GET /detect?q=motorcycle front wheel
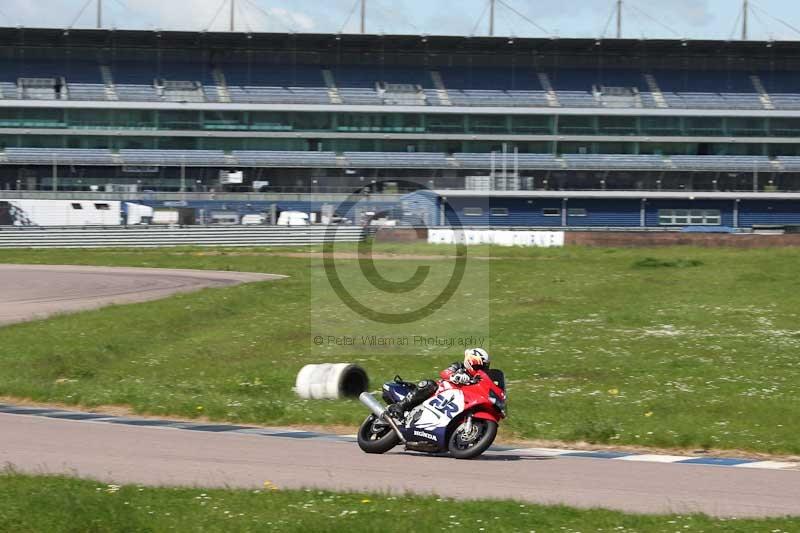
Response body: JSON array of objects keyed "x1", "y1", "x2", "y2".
[
  {"x1": 357, "y1": 414, "x2": 400, "y2": 454},
  {"x1": 447, "y1": 418, "x2": 498, "y2": 459}
]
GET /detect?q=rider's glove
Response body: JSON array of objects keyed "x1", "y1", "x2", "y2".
[{"x1": 450, "y1": 372, "x2": 471, "y2": 385}]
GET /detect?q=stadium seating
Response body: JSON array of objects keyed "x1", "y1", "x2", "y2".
[
  {"x1": 68, "y1": 83, "x2": 108, "y2": 101},
  {"x1": 6, "y1": 147, "x2": 114, "y2": 165},
  {"x1": 775, "y1": 157, "x2": 800, "y2": 171},
  {"x1": 0, "y1": 147, "x2": 787, "y2": 172},
  {"x1": 2, "y1": 57, "x2": 800, "y2": 111},
  {"x1": 344, "y1": 152, "x2": 449, "y2": 168},
  {"x1": 118, "y1": 149, "x2": 228, "y2": 166},
  {"x1": 563, "y1": 154, "x2": 664, "y2": 170},
  {"x1": 669, "y1": 155, "x2": 773, "y2": 171},
  {"x1": 453, "y1": 153, "x2": 562, "y2": 170},
  {"x1": 231, "y1": 150, "x2": 338, "y2": 167}
]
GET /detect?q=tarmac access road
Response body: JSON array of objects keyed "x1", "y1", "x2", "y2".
[{"x1": 0, "y1": 264, "x2": 283, "y2": 325}]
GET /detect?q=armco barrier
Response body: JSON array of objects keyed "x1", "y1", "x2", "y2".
[{"x1": 0, "y1": 226, "x2": 368, "y2": 248}]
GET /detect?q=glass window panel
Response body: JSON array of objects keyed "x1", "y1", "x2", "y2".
[
  {"x1": 469, "y1": 115, "x2": 507, "y2": 134},
  {"x1": 426, "y1": 114, "x2": 464, "y2": 133},
  {"x1": 292, "y1": 112, "x2": 331, "y2": 131},
  {"x1": 159, "y1": 110, "x2": 199, "y2": 130},
  {"x1": 558, "y1": 115, "x2": 595, "y2": 135}
]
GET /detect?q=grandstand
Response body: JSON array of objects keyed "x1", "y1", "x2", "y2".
[{"x1": 1, "y1": 28, "x2": 800, "y2": 194}]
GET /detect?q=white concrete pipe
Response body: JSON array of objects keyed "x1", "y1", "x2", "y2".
[{"x1": 294, "y1": 363, "x2": 369, "y2": 400}]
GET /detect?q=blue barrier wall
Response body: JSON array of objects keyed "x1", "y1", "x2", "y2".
[
  {"x1": 122, "y1": 194, "x2": 800, "y2": 229},
  {"x1": 400, "y1": 192, "x2": 800, "y2": 229}
]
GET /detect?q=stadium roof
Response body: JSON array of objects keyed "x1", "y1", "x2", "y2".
[{"x1": 1, "y1": 26, "x2": 799, "y2": 58}]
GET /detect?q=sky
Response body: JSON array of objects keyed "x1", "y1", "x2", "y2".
[{"x1": 1, "y1": 0, "x2": 800, "y2": 41}]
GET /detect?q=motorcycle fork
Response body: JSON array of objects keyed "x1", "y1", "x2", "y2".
[{"x1": 463, "y1": 415, "x2": 473, "y2": 435}]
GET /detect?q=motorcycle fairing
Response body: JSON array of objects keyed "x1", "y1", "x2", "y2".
[
  {"x1": 382, "y1": 382, "x2": 412, "y2": 404},
  {"x1": 401, "y1": 383, "x2": 466, "y2": 449}
]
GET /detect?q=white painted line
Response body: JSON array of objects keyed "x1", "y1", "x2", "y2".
[
  {"x1": 735, "y1": 461, "x2": 800, "y2": 470},
  {"x1": 232, "y1": 428, "x2": 288, "y2": 436},
  {"x1": 513, "y1": 447, "x2": 575, "y2": 457},
  {"x1": 616, "y1": 454, "x2": 690, "y2": 463}
]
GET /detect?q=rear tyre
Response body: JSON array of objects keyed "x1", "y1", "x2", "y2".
[
  {"x1": 447, "y1": 418, "x2": 498, "y2": 459},
  {"x1": 357, "y1": 414, "x2": 400, "y2": 454}
]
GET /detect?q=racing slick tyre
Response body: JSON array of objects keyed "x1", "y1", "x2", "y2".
[
  {"x1": 357, "y1": 414, "x2": 400, "y2": 454},
  {"x1": 447, "y1": 418, "x2": 498, "y2": 460}
]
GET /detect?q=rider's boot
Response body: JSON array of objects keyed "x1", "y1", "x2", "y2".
[
  {"x1": 386, "y1": 402, "x2": 406, "y2": 419},
  {"x1": 386, "y1": 380, "x2": 437, "y2": 420}
]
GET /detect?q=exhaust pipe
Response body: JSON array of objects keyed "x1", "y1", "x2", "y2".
[
  {"x1": 359, "y1": 392, "x2": 387, "y2": 417},
  {"x1": 358, "y1": 392, "x2": 406, "y2": 443}
]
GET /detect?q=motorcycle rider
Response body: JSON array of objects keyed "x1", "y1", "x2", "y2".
[{"x1": 386, "y1": 347, "x2": 490, "y2": 419}]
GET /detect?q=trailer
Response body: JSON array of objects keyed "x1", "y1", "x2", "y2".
[{"x1": 0, "y1": 199, "x2": 122, "y2": 226}]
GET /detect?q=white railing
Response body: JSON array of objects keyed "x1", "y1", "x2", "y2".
[{"x1": 0, "y1": 225, "x2": 368, "y2": 248}]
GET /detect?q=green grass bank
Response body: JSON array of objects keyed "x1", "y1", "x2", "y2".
[
  {"x1": 0, "y1": 244, "x2": 798, "y2": 454},
  {"x1": 0, "y1": 473, "x2": 796, "y2": 532}
]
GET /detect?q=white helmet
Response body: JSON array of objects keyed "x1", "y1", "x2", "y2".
[{"x1": 464, "y1": 348, "x2": 490, "y2": 371}]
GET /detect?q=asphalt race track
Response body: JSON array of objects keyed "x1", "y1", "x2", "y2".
[
  {"x1": 0, "y1": 264, "x2": 284, "y2": 325},
  {"x1": 2, "y1": 412, "x2": 800, "y2": 518},
  {"x1": 0, "y1": 265, "x2": 799, "y2": 518}
]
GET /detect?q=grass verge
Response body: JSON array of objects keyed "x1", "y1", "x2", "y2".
[
  {"x1": 0, "y1": 244, "x2": 799, "y2": 454},
  {"x1": 0, "y1": 472, "x2": 797, "y2": 532}
]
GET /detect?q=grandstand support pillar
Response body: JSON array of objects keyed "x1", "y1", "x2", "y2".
[
  {"x1": 270, "y1": 203, "x2": 277, "y2": 225},
  {"x1": 97, "y1": 0, "x2": 102, "y2": 29},
  {"x1": 733, "y1": 199, "x2": 740, "y2": 228},
  {"x1": 616, "y1": 0, "x2": 622, "y2": 39},
  {"x1": 52, "y1": 160, "x2": 58, "y2": 192},
  {"x1": 439, "y1": 198, "x2": 446, "y2": 226},
  {"x1": 640, "y1": 199, "x2": 646, "y2": 227},
  {"x1": 360, "y1": 0, "x2": 366, "y2": 34},
  {"x1": 561, "y1": 198, "x2": 568, "y2": 227},
  {"x1": 180, "y1": 163, "x2": 186, "y2": 192},
  {"x1": 230, "y1": 0, "x2": 235, "y2": 31}
]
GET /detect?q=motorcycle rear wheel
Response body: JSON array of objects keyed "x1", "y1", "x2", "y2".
[
  {"x1": 357, "y1": 414, "x2": 400, "y2": 454},
  {"x1": 447, "y1": 418, "x2": 498, "y2": 459}
]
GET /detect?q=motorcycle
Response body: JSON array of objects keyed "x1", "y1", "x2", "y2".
[{"x1": 357, "y1": 368, "x2": 506, "y2": 459}]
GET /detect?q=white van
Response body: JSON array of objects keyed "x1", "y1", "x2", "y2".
[
  {"x1": 277, "y1": 211, "x2": 310, "y2": 226},
  {"x1": 241, "y1": 214, "x2": 266, "y2": 225}
]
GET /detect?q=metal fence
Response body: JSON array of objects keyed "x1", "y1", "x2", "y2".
[{"x1": 0, "y1": 225, "x2": 368, "y2": 248}]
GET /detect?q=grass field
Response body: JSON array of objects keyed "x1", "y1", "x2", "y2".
[
  {"x1": 0, "y1": 244, "x2": 799, "y2": 454},
  {"x1": 0, "y1": 472, "x2": 796, "y2": 532}
]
